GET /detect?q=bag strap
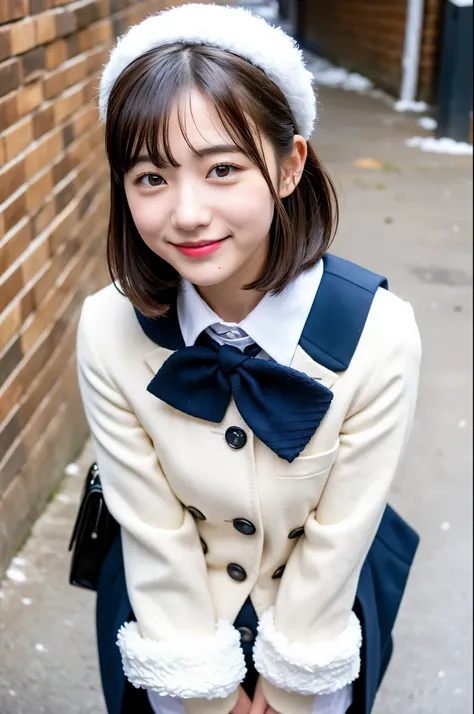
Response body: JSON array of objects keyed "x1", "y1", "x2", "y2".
[{"x1": 299, "y1": 253, "x2": 389, "y2": 372}]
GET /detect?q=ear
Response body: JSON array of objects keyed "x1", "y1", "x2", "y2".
[{"x1": 278, "y1": 135, "x2": 308, "y2": 198}]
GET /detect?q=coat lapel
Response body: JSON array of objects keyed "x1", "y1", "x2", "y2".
[{"x1": 290, "y1": 344, "x2": 339, "y2": 392}]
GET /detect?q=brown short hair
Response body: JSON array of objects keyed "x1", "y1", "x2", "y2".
[{"x1": 105, "y1": 43, "x2": 338, "y2": 317}]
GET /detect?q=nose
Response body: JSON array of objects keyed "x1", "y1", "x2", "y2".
[{"x1": 170, "y1": 184, "x2": 212, "y2": 232}]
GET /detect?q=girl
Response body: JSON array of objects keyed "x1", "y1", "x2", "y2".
[{"x1": 76, "y1": 4, "x2": 421, "y2": 714}]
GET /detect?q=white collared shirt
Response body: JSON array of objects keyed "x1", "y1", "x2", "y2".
[
  {"x1": 148, "y1": 259, "x2": 353, "y2": 714},
  {"x1": 177, "y1": 259, "x2": 324, "y2": 364}
]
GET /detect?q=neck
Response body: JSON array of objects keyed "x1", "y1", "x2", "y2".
[
  {"x1": 198, "y1": 282, "x2": 264, "y2": 323},
  {"x1": 197, "y1": 239, "x2": 269, "y2": 322}
]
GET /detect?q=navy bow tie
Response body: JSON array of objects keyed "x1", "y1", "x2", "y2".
[{"x1": 147, "y1": 332, "x2": 333, "y2": 463}]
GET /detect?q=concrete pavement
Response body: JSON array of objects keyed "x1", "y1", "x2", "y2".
[{"x1": 0, "y1": 84, "x2": 472, "y2": 714}]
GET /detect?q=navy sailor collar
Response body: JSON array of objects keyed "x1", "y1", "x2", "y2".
[{"x1": 135, "y1": 253, "x2": 388, "y2": 373}]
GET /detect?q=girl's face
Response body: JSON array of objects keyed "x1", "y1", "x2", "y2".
[{"x1": 124, "y1": 90, "x2": 290, "y2": 290}]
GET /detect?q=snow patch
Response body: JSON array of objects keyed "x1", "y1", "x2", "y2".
[
  {"x1": 12, "y1": 557, "x2": 27, "y2": 566},
  {"x1": 6, "y1": 567, "x2": 27, "y2": 583},
  {"x1": 394, "y1": 100, "x2": 428, "y2": 113},
  {"x1": 55, "y1": 493, "x2": 72, "y2": 504},
  {"x1": 304, "y1": 53, "x2": 373, "y2": 93},
  {"x1": 406, "y1": 136, "x2": 473, "y2": 155},
  {"x1": 65, "y1": 462, "x2": 80, "y2": 476},
  {"x1": 418, "y1": 117, "x2": 438, "y2": 131}
]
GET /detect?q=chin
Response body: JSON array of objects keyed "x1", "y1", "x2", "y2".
[{"x1": 179, "y1": 266, "x2": 236, "y2": 288}]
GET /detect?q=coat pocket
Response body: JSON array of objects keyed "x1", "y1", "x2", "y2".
[{"x1": 275, "y1": 440, "x2": 340, "y2": 479}]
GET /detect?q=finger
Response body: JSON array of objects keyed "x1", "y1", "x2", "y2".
[
  {"x1": 249, "y1": 680, "x2": 267, "y2": 714},
  {"x1": 232, "y1": 686, "x2": 252, "y2": 714}
]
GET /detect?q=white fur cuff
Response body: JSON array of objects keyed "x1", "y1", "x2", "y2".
[
  {"x1": 116, "y1": 620, "x2": 246, "y2": 699},
  {"x1": 253, "y1": 608, "x2": 362, "y2": 695}
]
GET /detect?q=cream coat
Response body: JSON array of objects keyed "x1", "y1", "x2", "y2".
[{"x1": 77, "y1": 282, "x2": 421, "y2": 714}]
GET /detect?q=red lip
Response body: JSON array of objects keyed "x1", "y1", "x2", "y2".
[{"x1": 173, "y1": 237, "x2": 228, "y2": 258}]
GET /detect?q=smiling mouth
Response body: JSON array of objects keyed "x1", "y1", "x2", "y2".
[
  {"x1": 172, "y1": 236, "x2": 229, "y2": 258},
  {"x1": 174, "y1": 237, "x2": 228, "y2": 248}
]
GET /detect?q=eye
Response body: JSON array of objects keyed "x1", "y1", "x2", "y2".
[
  {"x1": 208, "y1": 163, "x2": 237, "y2": 179},
  {"x1": 136, "y1": 173, "x2": 165, "y2": 187}
]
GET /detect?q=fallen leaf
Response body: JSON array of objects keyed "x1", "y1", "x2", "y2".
[{"x1": 354, "y1": 158, "x2": 383, "y2": 169}]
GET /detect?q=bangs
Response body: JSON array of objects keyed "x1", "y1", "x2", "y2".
[{"x1": 105, "y1": 44, "x2": 272, "y2": 182}]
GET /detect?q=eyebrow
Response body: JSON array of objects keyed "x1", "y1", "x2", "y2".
[{"x1": 132, "y1": 144, "x2": 244, "y2": 167}]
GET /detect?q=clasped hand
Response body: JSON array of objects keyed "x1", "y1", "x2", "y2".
[{"x1": 231, "y1": 680, "x2": 281, "y2": 714}]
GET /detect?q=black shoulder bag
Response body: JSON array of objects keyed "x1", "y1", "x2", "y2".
[{"x1": 68, "y1": 463, "x2": 118, "y2": 591}]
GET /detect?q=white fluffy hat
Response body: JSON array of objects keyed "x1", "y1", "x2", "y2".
[{"x1": 99, "y1": 3, "x2": 316, "y2": 139}]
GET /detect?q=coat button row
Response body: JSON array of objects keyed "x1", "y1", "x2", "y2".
[
  {"x1": 272, "y1": 565, "x2": 286, "y2": 579},
  {"x1": 187, "y1": 506, "x2": 206, "y2": 521},
  {"x1": 187, "y1": 507, "x2": 257, "y2": 538},
  {"x1": 227, "y1": 563, "x2": 247, "y2": 582},
  {"x1": 233, "y1": 518, "x2": 256, "y2": 536},
  {"x1": 237, "y1": 626, "x2": 255, "y2": 645},
  {"x1": 288, "y1": 526, "x2": 305, "y2": 539},
  {"x1": 225, "y1": 426, "x2": 247, "y2": 449}
]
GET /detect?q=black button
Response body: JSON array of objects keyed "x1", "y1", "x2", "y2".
[
  {"x1": 225, "y1": 427, "x2": 247, "y2": 449},
  {"x1": 288, "y1": 526, "x2": 305, "y2": 539},
  {"x1": 233, "y1": 519, "x2": 256, "y2": 536},
  {"x1": 187, "y1": 506, "x2": 206, "y2": 521},
  {"x1": 227, "y1": 563, "x2": 247, "y2": 582},
  {"x1": 200, "y1": 538, "x2": 208, "y2": 555},
  {"x1": 237, "y1": 626, "x2": 255, "y2": 645},
  {"x1": 272, "y1": 565, "x2": 286, "y2": 579}
]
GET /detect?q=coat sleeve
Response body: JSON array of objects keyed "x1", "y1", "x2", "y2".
[
  {"x1": 76, "y1": 298, "x2": 245, "y2": 713},
  {"x1": 253, "y1": 299, "x2": 422, "y2": 714}
]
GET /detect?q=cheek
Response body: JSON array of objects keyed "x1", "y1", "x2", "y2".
[
  {"x1": 228, "y1": 179, "x2": 275, "y2": 232},
  {"x1": 125, "y1": 192, "x2": 165, "y2": 237}
]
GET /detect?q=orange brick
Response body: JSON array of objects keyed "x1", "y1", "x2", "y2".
[
  {"x1": 0, "y1": 0, "x2": 28, "y2": 24},
  {"x1": 26, "y1": 167, "x2": 53, "y2": 213},
  {"x1": 0, "y1": 93, "x2": 19, "y2": 133},
  {"x1": 32, "y1": 104, "x2": 55, "y2": 140},
  {"x1": 48, "y1": 199, "x2": 79, "y2": 253},
  {"x1": 2, "y1": 188, "x2": 27, "y2": 234},
  {"x1": 85, "y1": 45, "x2": 109, "y2": 75},
  {"x1": 21, "y1": 233, "x2": 50, "y2": 285},
  {"x1": 25, "y1": 129, "x2": 63, "y2": 178},
  {"x1": 21, "y1": 288, "x2": 63, "y2": 354},
  {"x1": 0, "y1": 301, "x2": 22, "y2": 355},
  {"x1": 0, "y1": 59, "x2": 20, "y2": 99},
  {"x1": 16, "y1": 81, "x2": 43, "y2": 120},
  {"x1": 0, "y1": 25, "x2": 12, "y2": 63},
  {"x1": 95, "y1": 18, "x2": 113, "y2": 44},
  {"x1": 45, "y1": 39, "x2": 68, "y2": 70},
  {"x1": 54, "y1": 84, "x2": 85, "y2": 123},
  {"x1": 10, "y1": 17, "x2": 36, "y2": 55},
  {"x1": 35, "y1": 9, "x2": 58, "y2": 45},
  {"x1": 43, "y1": 65, "x2": 68, "y2": 100},
  {"x1": 0, "y1": 139, "x2": 5, "y2": 169},
  {"x1": 69, "y1": 104, "x2": 96, "y2": 137},
  {"x1": 2, "y1": 116, "x2": 33, "y2": 162},
  {"x1": 31, "y1": 196, "x2": 55, "y2": 237},
  {"x1": 0, "y1": 157, "x2": 26, "y2": 206},
  {"x1": 0, "y1": 264, "x2": 23, "y2": 313},
  {"x1": 0, "y1": 217, "x2": 32, "y2": 275},
  {"x1": 66, "y1": 56, "x2": 88, "y2": 86}
]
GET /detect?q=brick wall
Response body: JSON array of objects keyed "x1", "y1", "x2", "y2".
[
  {"x1": 0, "y1": 0, "x2": 222, "y2": 576},
  {"x1": 298, "y1": 0, "x2": 443, "y2": 103}
]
